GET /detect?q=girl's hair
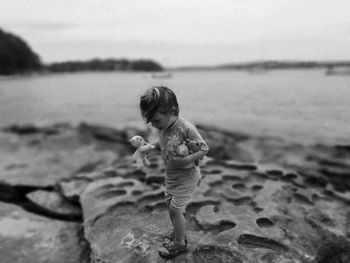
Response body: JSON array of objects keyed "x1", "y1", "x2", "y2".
[{"x1": 140, "y1": 86, "x2": 179, "y2": 123}]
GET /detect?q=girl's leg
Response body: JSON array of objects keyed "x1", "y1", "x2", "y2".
[
  {"x1": 167, "y1": 199, "x2": 174, "y2": 225},
  {"x1": 169, "y1": 206, "x2": 186, "y2": 245}
]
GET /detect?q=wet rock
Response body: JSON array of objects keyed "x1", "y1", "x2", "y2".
[
  {"x1": 224, "y1": 160, "x2": 257, "y2": 171},
  {"x1": 27, "y1": 190, "x2": 81, "y2": 216},
  {"x1": 256, "y1": 217, "x2": 274, "y2": 228},
  {"x1": 237, "y1": 234, "x2": 288, "y2": 252},
  {"x1": 193, "y1": 245, "x2": 243, "y2": 263},
  {"x1": 0, "y1": 202, "x2": 88, "y2": 263},
  {"x1": 58, "y1": 179, "x2": 90, "y2": 203},
  {"x1": 1, "y1": 122, "x2": 350, "y2": 263},
  {"x1": 311, "y1": 235, "x2": 350, "y2": 263},
  {"x1": 2, "y1": 124, "x2": 61, "y2": 135},
  {"x1": 78, "y1": 122, "x2": 131, "y2": 144},
  {"x1": 195, "y1": 205, "x2": 236, "y2": 232}
]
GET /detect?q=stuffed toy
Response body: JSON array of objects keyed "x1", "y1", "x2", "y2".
[
  {"x1": 185, "y1": 139, "x2": 201, "y2": 154},
  {"x1": 176, "y1": 139, "x2": 207, "y2": 185},
  {"x1": 129, "y1": 135, "x2": 151, "y2": 168},
  {"x1": 176, "y1": 141, "x2": 190, "y2": 157},
  {"x1": 176, "y1": 139, "x2": 201, "y2": 157}
]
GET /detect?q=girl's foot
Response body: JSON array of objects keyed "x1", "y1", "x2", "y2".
[
  {"x1": 162, "y1": 229, "x2": 188, "y2": 247},
  {"x1": 163, "y1": 228, "x2": 175, "y2": 241},
  {"x1": 158, "y1": 241, "x2": 187, "y2": 259}
]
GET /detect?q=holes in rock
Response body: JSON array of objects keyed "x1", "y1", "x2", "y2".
[
  {"x1": 97, "y1": 189, "x2": 127, "y2": 200},
  {"x1": 304, "y1": 176, "x2": 327, "y2": 188},
  {"x1": 131, "y1": 190, "x2": 143, "y2": 196},
  {"x1": 92, "y1": 184, "x2": 125, "y2": 197},
  {"x1": 252, "y1": 172, "x2": 269, "y2": 179},
  {"x1": 115, "y1": 181, "x2": 134, "y2": 188},
  {"x1": 148, "y1": 156, "x2": 159, "y2": 162},
  {"x1": 105, "y1": 201, "x2": 136, "y2": 215},
  {"x1": 323, "y1": 189, "x2": 335, "y2": 197},
  {"x1": 208, "y1": 169, "x2": 223, "y2": 175},
  {"x1": 5, "y1": 163, "x2": 28, "y2": 170},
  {"x1": 193, "y1": 245, "x2": 243, "y2": 263},
  {"x1": 0, "y1": 183, "x2": 82, "y2": 222},
  {"x1": 251, "y1": 185, "x2": 263, "y2": 191},
  {"x1": 213, "y1": 206, "x2": 220, "y2": 213},
  {"x1": 333, "y1": 184, "x2": 347, "y2": 193},
  {"x1": 312, "y1": 193, "x2": 321, "y2": 202},
  {"x1": 146, "y1": 175, "x2": 164, "y2": 185},
  {"x1": 237, "y1": 234, "x2": 288, "y2": 252},
  {"x1": 225, "y1": 163, "x2": 257, "y2": 171},
  {"x1": 232, "y1": 183, "x2": 246, "y2": 191},
  {"x1": 227, "y1": 196, "x2": 253, "y2": 206},
  {"x1": 75, "y1": 161, "x2": 102, "y2": 174},
  {"x1": 148, "y1": 163, "x2": 159, "y2": 169},
  {"x1": 283, "y1": 173, "x2": 298, "y2": 180},
  {"x1": 208, "y1": 181, "x2": 223, "y2": 187},
  {"x1": 116, "y1": 164, "x2": 130, "y2": 169},
  {"x1": 253, "y1": 207, "x2": 264, "y2": 213},
  {"x1": 266, "y1": 170, "x2": 284, "y2": 176},
  {"x1": 137, "y1": 191, "x2": 164, "y2": 204},
  {"x1": 256, "y1": 217, "x2": 274, "y2": 227},
  {"x1": 186, "y1": 200, "x2": 220, "y2": 215},
  {"x1": 150, "y1": 184, "x2": 161, "y2": 190},
  {"x1": 293, "y1": 193, "x2": 313, "y2": 205},
  {"x1": 218, "y1": 220, "x2": 236, "y2": 231},
  {"x1": 249, "y1": 201, "x2": 257, "y2": 207},
  {"x1": 222, "y1": 175, "x2": 242, "y2": 181}
]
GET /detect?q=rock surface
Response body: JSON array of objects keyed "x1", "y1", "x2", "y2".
[
  {"x1": 0, "y1": 122, "x2": 349, "y2": 263},
  {"x1": 0, "y1": 202, "x2": 87, "y2": 263}
]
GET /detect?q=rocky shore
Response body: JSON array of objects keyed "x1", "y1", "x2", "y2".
[{"x1": 0, "y1": 122, "x2": 349, "y2": 263}]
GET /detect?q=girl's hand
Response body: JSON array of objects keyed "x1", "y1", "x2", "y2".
[
  {"x1": 139, "y1": 144, "x2": 155, "y2": 154},
  {"x1": 169, "y1": 156, "x2": 190, "y2": 168}
]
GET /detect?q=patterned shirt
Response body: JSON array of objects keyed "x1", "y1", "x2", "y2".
[{"x1": 159, "y1": 116, "x2": 209, "y2": 195}]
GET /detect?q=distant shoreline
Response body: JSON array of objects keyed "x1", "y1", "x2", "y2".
[{"x1": 168, "y1": 60, "x2": 350, "y2": 72}]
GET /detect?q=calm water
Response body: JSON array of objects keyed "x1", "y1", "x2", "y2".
[{"x1": 0, "y1": 70, "x2": 349, "y2": 145}]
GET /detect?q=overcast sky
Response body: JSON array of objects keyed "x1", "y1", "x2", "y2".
[{"x1": 1, "y1": 0, "x2": 349, "y2": 66}]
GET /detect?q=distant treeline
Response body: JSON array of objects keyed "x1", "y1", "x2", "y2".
[
  {"x1": 175, "y1": 61, "x2": 350, "y2": 71},
  {"x1": 46, "y1": 59, "x2": 163, "y2": 72},
  {"x1": 0, "y1": 28, "x2": 41, "y2": 75},
  {"x1": 218, "y1": 61, "x2": 350, "y2": 70},
  {"x1": 0, "y1": 28, "x2": 163, "y2": 75},
  {"x1": 1, "y1": 27, "x2": 349, "y2": 75}
]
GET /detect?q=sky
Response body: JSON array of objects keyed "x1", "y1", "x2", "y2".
[{"x1": 1, "y1": 0, "x2": 350, "y2": 67}]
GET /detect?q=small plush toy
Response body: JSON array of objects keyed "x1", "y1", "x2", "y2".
[
  {"x1": 185, "y1": 139, "x2": 201, "y2": 154},
  {"x1": 176, "y1": 139, "x2": 201, "y2": 157},
  {"x1": 130, "y1": 135, "x2": 151, "y2": 168},
  {"x1": 176, "y1": 141, "x2": 190, "y2": 157}
]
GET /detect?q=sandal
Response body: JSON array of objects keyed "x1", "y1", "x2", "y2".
[
  {"x1": 158, "y1": 241, "x2": 187, "y2": 259},
  {"x1": 162, "y1": 229, "x2": 188, "y2": 248},
  {"x1": 163, "y1": 228, "x2": 175, "y2": 241}
]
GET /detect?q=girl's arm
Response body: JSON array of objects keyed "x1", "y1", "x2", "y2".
[
  {"x1": 184, "y1": 149, "x2": 208, "y2": 163},
  {"x1": 139, "y1": 140, "x2": 160, "y2": 153},
  {"x1": 171, "y1": 148, "x2": 209, "y2": 168},
  {"x1": 150, "y1": 140, "x2": 160, "y2": 150}
]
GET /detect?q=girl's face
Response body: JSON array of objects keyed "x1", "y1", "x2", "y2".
[{"x1": 150, "y1": 112, "x2": 171, "y2": 130}]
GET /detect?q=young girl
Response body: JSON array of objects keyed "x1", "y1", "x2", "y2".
[{"x1": 139, "y1": 86, "x2": 209, "y2": 259}]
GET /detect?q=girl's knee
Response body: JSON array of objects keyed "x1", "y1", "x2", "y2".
[{"x1": 169, "y1": 205, "x2": 182, "y2": 216}]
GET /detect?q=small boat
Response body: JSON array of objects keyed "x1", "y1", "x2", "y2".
[
  {"x1": 151, "y1": 72, "x2": 173, "y2": 79},
  {"x1": 325, "y1": 66, "x2": 350, "y2": 76}
]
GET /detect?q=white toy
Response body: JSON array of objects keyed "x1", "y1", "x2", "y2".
[
  {"x1": 130, "y1": 135, "x2": 151, "y2": 168},
  {"x1": 176, "y1": 141, "x2": 189, "y2": 157}
]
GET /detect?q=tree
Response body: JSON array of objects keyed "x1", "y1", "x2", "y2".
[{"x1": 0, "y1": 28, "x2": 42, "y2": 75}]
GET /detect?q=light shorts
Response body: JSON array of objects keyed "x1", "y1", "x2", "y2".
[{"x1": 165, "y1": 192, "x2": 192, "y2": 212}]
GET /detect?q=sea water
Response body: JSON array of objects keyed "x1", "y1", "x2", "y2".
[{"x1": 0, "y1": 69, "x2": 349, "y2": 145}]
